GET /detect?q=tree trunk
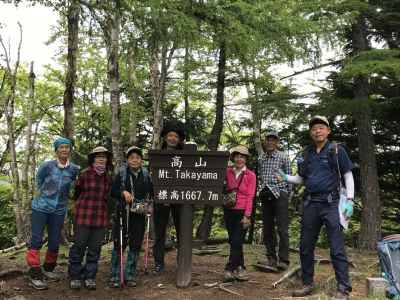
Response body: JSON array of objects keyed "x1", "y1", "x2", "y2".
[
  {"x1": 150, "y1": 45, "x2": 163, "y2": 150},
  {"x1": 150, "y1": 41, "x2": 174, "y2": 150},
  {"x1": 184, "y1": 46, "x2": 190, "y2": 140},
  {"x1": 107, "y1": 7, "x2": 122, "y2": 167},
  {"x1": 20, "y1": 62, "x2": 35, "y2": 240},
  {"x1": 196, "y1": 42, "x2": 226, "y2": 241},
  {"x1": 63, "y1": 0, "x2": 80, "y2": 141},
  {"x1": 244, "y1": 64, "x2": 263, "y2": 156},
  {"x1": 126, "y1": 47, "x2": 139, "y2": 145},
  {"x1": 351, "y1": 17, "x2": 381, "y2": 249}
]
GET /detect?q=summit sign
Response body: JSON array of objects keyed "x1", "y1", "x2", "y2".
[{"x1": 148, "y1": 150, "x2": 229, "y2": 205}]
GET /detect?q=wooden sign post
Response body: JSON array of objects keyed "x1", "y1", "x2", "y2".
[{"x1": 149, "y1": 149, "x2": 229, "y2": 288}]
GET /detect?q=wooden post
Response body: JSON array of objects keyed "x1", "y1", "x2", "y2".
[
  {"x1": 177, "y1": 142, "x2": 197, "y2": 288},
  {"x1": 177, "y1": 203, "x2": 193, "y2": 288}
]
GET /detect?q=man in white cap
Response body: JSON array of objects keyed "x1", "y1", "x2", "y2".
[{"x1": 279, "y1": 116, "x2": 354, "y2": 300}]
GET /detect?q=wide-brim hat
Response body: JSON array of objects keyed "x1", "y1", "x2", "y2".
[
  {"x1": 309, "y1": 115, "x2": 330, "y2": 129},
  {"x1": 161, "y1": 119, "x2": 186, "y2": 141},
  {"x1": 230, "y1": 145, "x2": 250, "y2": 161},
  {"x1": 126, "y1": 146, "x2": 143, "y2": 158},
  {"x1": 88, "y1": 146, "x2": 112, "y2": 159}
]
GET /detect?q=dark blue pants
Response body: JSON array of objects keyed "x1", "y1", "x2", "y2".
[
  {"x1": 300, "y1": 200, "x2": 351, "y2": 292},
  {"x1": 30, "y1": 209, "x2": 65, "y2": 252},
  {"x1": 224, "y1": 208, "x2": 246, "y2": 272},
  {"x1": 68, "y1": 225, "x2": 105, "y2": 280}
]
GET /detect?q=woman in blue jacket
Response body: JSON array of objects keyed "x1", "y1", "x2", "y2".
[{"x1": 26, "y1": 137, "x2": 79, "y2": 290}]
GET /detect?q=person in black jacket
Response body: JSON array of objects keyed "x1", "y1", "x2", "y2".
[
  {"x1": 109, "y1": 146, "x2": 153, "y2": 288},
  {"x1": 152, "y1": 120, "x2": 186, "y2": 274}
]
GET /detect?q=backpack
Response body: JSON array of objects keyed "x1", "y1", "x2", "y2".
[
  {"x1": 378, "y1": 235, "x2": 400, "y2": 299},
  {"x1": 119, "y1": 164, "x2": 151, "y2": 199}
]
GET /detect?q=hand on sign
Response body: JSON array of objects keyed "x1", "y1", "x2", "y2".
[
  {"x1": 123, "y1": 191, "x2": 133, "y2": 204},
  {"x1": 241, "y1": 216, "x2": 251, "y2": 229}
]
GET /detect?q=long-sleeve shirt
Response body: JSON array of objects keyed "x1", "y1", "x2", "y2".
[
  {"x1": 286, "y1": 171, "x2": 355, "y2": 199},
  {"x1": 225, "y1": 167, "x2": 256, "y2": 217},
  {"x1": 258, "y1": 150, "x2": 292, "y2": 199},
  {"x1": 32, "y1": 160, "x2": 79, "y2": 215},
  {"x1": 73, "y1": 166, "x2": 112, "y2": 227}
]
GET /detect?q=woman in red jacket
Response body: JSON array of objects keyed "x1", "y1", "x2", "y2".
[{"x1": 223, "y1": 145, "x2": 256, "y2": 282}]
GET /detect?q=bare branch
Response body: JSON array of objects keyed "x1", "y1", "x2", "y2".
[{"x1": 280, "y1": 59, "x2": 342, "y2": 80}]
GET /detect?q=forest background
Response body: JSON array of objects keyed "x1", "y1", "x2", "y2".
[{"x1": 0, "y1": 0, "x2": 399, "y2": 253}]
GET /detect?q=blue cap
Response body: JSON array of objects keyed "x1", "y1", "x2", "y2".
[{"x1": 53, "y1": 137, "x2": 72, "y2": 151}]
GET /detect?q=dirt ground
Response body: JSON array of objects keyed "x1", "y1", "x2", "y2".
[{"x1": 0, "y1": 243, "x2": 382, "y2": 300}]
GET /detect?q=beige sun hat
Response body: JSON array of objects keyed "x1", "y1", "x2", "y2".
[
  {"x1": 230, "y1": 145, "x2": 250, "y2": 161},
  {"x1": 90, "y1": 146, "x2": 110, "y2": 155}
]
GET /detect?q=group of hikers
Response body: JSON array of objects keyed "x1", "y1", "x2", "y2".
[{"x1": 24, "y1": 116, "x2": 355, "y2": 300}]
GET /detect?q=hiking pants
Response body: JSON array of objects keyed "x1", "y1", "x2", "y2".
[
  {"x1": 224, "y1": 208, "x2": 246, "y2": 271},
  {"x1": 300, "y1": 198, "x2": 351, "y2": 292},
  {"x1": 261, "y1": 188, "x2": 290, "y2": 264},
  {"x1": 68, "y1": 225, "x2": 105, "y2": 280},
  {"x1": 26, "y1": 209, "x2": 65, "y2": 271}
]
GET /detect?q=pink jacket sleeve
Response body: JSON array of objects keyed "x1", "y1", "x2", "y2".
[{"x1": 244, "y1": 170, "x2": 256, "y2": 217}]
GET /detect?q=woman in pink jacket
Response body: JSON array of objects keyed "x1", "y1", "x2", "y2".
[{"x1": 223, "y1": 145, "x2": 256, "y2": 282}]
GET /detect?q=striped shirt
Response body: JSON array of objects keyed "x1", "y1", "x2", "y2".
[{"x1": 258, "y1": 150, "x2": 292, "y2": 199}]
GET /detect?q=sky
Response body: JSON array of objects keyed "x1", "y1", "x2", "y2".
[{"x1": 0, "y1": 2, "x2": 59, "y2": 75}]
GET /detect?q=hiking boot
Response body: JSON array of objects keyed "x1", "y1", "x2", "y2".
[
  {"x1": 259, "y1": 256, "x2": 277, "y2": 268},
  {"x1": 70, "y1": 279, "x2": 82, "y2": 290},
  {"x1": 277, "y1": 261, "x2": 289, "y2": 271},
  {"x1": 292, "y1": 284, "x2": 315, "y2": 297},
  {"x1": 84, "y1": 278, "x2": 96, "y2": 290},
  {"x1": 108, "y1": 276, "x2": 121, "y2": 288},
  {"x1": 234, "y1": 266, "x2": 249, "y2": 281},
  {"x1": 223, "y1": 270, "x2": 235, "y2": 282},
  {"x1": 330, "y1": 289, "x2": 349, "y2": 300},
  {"x1": 126, "y1": 278, "x2": 137, "y2": 287},
  {"x1": 42, "y1": 268, "x2": 64, "y2": 282},
  {"x1": 28, "y1": 267, "x2": 48, "y2": 290}
]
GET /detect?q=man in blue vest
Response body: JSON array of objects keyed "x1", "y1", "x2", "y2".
[{"x1": 279, "y1": 116, "x2": 355, "y2": 300}]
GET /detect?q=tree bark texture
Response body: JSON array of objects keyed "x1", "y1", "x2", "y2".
[
  {"x1": 63, "y1": 0, "x2": 80, "y2": 141},
  {"x1": 107, "y1": 5, "x2": 122, "y2": 168},
  {"x1": 351, "y1": 16, "x2": 381, "y2": 250}
]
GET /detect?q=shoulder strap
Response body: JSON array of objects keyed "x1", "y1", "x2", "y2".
[
  {"x1": 298, "y1": 145, "x2": 312, "y2": 177},
  {"x1": 329, "y1": 141, "x2": 343, "y2": 191}
]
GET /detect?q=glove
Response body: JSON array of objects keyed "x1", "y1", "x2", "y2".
[
  {"x1": 276, "y1": 170, "x2": 288, "y2": 182},
  {"x1": 342, "y1": 200, "x2": 354, "y2": 218}
]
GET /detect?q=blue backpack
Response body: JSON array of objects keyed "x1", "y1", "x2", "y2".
[{"x1": 378, "y1": 235, "x2": 400, "y2": 299}]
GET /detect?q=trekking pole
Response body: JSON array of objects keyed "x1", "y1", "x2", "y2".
[
  {"x1": 119, "y1": 211, "x2": 125, "y2": 287},
  {"x1": 144, "y1": 212, "x2": 151, "y2": 275},
  {"x1": 126, "y1": 203, "x2": 130, "y2": 239}
]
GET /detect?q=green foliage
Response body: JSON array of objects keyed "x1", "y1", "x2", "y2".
[{"x1": 0, "y1": 176, "x2": 17, "y2": 248}]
